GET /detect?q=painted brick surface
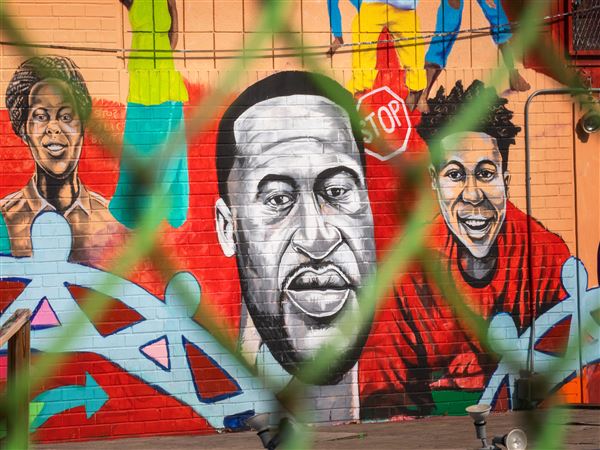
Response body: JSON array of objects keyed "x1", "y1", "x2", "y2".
[{"x1": 0, "y1": 0, "x2": 599, "y2": 444}]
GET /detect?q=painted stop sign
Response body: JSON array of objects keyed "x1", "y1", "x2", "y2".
[{"x1": 356, "y1": 86, "x2": 412, "y2": 161}]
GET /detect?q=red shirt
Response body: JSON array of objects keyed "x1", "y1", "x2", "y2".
[{"x1": 359, "y1": 202, "x2": 570, "y2": 418}]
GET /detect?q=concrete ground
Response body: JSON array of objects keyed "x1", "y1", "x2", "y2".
[{"x1": 34, "y1": 409, "x2": 599, "y2": 450}]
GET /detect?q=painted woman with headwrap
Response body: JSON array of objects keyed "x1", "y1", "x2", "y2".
[
  {"x1": 2, "y1": 56, "x2": 124, "y2": 263},
  {"x1": 110, "y1": 0, "x2": 190, "y2": 228}
]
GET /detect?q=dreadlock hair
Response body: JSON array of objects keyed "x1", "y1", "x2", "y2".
[
  {"x1": 416, "y1": 80, "x2": 521, "y2": 173},
  {"x1": 5, "y1": 55, "x2": 92, "y2": 140}
]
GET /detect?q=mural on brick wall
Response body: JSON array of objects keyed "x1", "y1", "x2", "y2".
[
  {"x1": 0, "y1": 212, "x2": 278, "y2": 432},
  {"x1": 328, "y1": 0, "x2": 428, "y2": 112},
  {"x1": 214, "y1": 71, "x2": 378, "y2": 421},
  {"x1": 359, "y1": 80, "x2": 582, "y2": 418},
  {"x1": 110, "y1": 0, "x2": 190, "y2": 229},
  {"x1": 328, "y1": 0, "x2": 532, "y2": 115},
  {"x1": 1, "y1": 0, "x2": 599, "y2": 440},
  {"x1": 2, "y1": 56, "x2": 125, "y2": 264},
  {"x1": 422, "y1": 0, "x2": 530, "y2": 99}
]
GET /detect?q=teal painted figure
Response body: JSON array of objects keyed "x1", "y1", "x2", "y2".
[
  {"x1": 0, "y1": 214, "x2": 9, "y2": 254},
  {"x1": 111, "y1": 101, "x2": 189, "y2": 228},
  {"x1": 110, "y1": 0, "x2": 189, "y2": 228}
]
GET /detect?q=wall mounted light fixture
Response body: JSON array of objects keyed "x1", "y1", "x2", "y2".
[
  {"x1": 466, "y1": 404, "x2": 528, "y2": 450},
  {"x1": 576, "y1": 105, "x2": 600, "y2": 142},
  {"x1": 246, "y1": 413, "x2": 295, "y2": 450}
]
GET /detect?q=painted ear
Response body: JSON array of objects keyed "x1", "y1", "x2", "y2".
[
  {"x1": 504, "y1": 169, "x2": 511, "y2": 197},
  {"x1": 428, "y1": 165, "x2": 438, "y2": 190},
  {"x1": 215, "y1": 198, "x2": 236, "y2": 257}
]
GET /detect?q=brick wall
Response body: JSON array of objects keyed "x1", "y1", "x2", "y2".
[{"x1": 1, "y1": 0, "x2": 599, "y2": 444}]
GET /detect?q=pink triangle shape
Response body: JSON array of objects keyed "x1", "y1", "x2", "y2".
[
  {"x1": 140, "y1": 336, "x2": 170, "y2": 370},
  {"x1": 31, "y1": 298, "x2": 60, "y2": 328}
]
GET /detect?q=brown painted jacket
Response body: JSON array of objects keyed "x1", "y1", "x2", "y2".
[{"x1": 0, "y1": 176, "x2": 126, "y2": 265}]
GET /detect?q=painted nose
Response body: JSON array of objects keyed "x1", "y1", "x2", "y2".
[
  {"x1": 45, "y1": 121, "x2": 62, "y2": 136},
  {"x1": 291, "y1": 196, "x2": 343, "y2": 261},
  {"x1": 461, "y1": 176, "x2": 484, "y2": 204}
]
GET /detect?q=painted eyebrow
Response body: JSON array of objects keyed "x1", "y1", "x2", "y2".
[
  {"x1": 315, "y1": 166, "x2": 361, "y2": 187},
  {"x1": 475, "y1": 159, "x2": 498, "y2": 168},
  {"x1": 30, "y1": 104, "x2": 73, "y2": 112},
  {"x1": 57, "y1": 106, "x2": 76, "y2": 117},
  {"x1": 261, "y1": 136, "x2": 323, "y2": 153},
  {"x1": 257, "y1": 174, "x2": 298, "y2": 193},
  {"x1": 440, "y1": 159, "x2": 464, "y2": 170}
]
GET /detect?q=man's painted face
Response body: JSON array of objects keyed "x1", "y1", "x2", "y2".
[
  {"x1": 432, "y1": 132, "x2": 509, "y2": 259},
  {"x1": 218, "y1": 95, "x2": 376, "y2": 382},
  {"x1": 25, "y1": 79, "x2": 84, "y2": 179}
]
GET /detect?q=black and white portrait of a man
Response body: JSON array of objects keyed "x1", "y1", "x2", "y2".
[{"x1": 214, "y1": 71, "x2": 377, "y2": 421}]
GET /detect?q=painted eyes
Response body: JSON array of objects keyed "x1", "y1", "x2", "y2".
[
  {"x1": 266, "y1": 193, "x2": 294, "y2": 208},
  {"x1": 323, "y1": 186, "x2": 349, "y2": 200},
  {"x1": 476, "y1": 168, "x2": 496, "y2": 181},
  {"x1": 444, "y1": 168, "x2": 496, "y2": 182},
  {"x1": 32, "y1": 111, "x2": 50, "y2": 122},
  {"x1": 259, "y1": 172, "x2": 361, "y2": 214},
  {"x1": 60, "y1": 112, "x2": 73, "y2": 123},
  {"x1": 263, "y1": 186, "x2": 354, "y2": 212},
  {"x1": 30, "y1": 109, "x2": 75, "y2": 124},
  {"x1": 446, "y1": 169, "x2": 465, "y2": 182}
]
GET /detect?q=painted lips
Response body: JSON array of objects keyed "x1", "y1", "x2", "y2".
[
  {"x1": 284, "y1": 265, "x2": 352, "y2": 319},
  {"x1": 43, "y1": 142, "x2": 67, "y2": 156},
  {"x1": 458, "y1": 215, "x2": 493, "y2": 237}
]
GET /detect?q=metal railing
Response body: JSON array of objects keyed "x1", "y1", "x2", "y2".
[{"x1": 0, "y1": 309, "x2": 31, "y2": 450}]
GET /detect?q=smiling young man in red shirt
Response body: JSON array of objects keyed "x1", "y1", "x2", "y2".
[{"x1": 360, "y1": 80, "x2": 571, "y2": 418}]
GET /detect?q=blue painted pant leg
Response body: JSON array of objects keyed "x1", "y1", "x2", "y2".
[
  {"x1": 477, "y1": 0, "x2": 512, "y2": 45},
  {"x1": 110, "y1": 102, "x2": 157, "y2": 229},
  {"x1": 163, "y1": 109, "x2": 189, "y2": 229},
  {"x1": 328, "y1": 0, "x2": 361, "y2": 38},
  {"x1": 425, "y1": 0, "x2": 464, "y2": 68},
  {"x1": 328, "y1": 0, "x2": 344, "y2": 38},
  {"x1": 109, "y1": 102, "x2": 189, "y2": 229}
]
